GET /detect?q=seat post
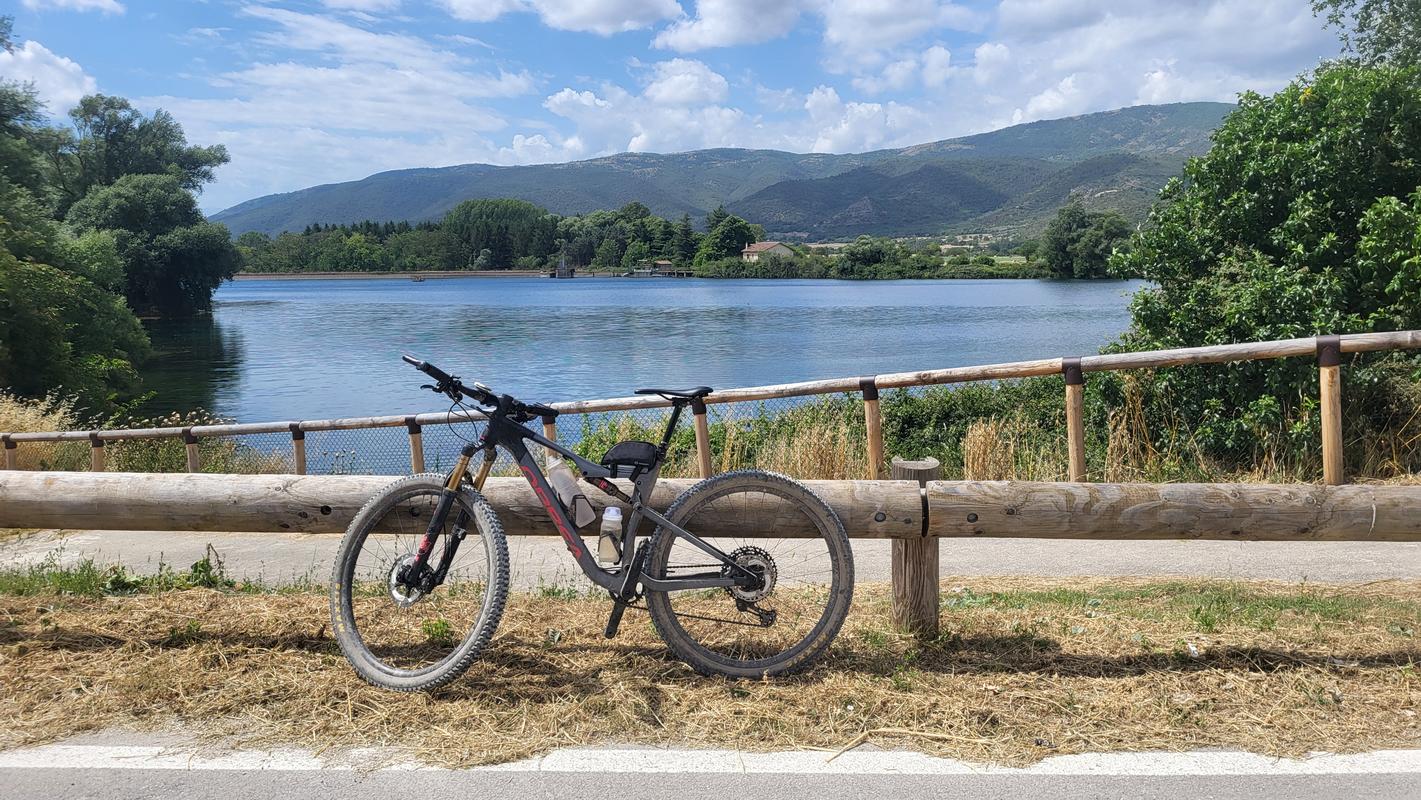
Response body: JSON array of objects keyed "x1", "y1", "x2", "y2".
[{"x1": 658, "y1": 401, "x2": 686, "y2": 456}]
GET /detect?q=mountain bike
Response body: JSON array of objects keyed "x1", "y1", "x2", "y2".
[{"x1": 329, "y1": 356, "x2": 854, "y2": 691}]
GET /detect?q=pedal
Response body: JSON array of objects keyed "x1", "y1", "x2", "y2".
[{"x1": 604, "y1": 599, "x2": 627, "y2": 639}]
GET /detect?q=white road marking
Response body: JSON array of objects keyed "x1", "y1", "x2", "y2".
[{"x1": 0, "y1": 744, "x2": 1417, "y2": 776}]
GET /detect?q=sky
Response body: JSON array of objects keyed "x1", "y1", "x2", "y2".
[{"x1": 2, "y1": 0, "x2": 1344, "y2": 214}]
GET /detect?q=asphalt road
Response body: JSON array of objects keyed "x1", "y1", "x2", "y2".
[
  {"x1": 2, "y1": 740, "x2": 1418, "y2": 800},
  {"x1": 4, "y1": 529, "x2": 1420, "y2": 589},
  {"x1": 6, "y1": 768, "x2": 1419, "y2": 799}
]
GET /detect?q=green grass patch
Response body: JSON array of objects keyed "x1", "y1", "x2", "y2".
[{"x1": 0, "y1": 545, "x2": 241, "y2": 597}]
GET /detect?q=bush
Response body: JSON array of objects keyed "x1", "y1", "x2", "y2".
[{"x1": 1111, "y1": 61, "x2": 1421, "y2": 471}]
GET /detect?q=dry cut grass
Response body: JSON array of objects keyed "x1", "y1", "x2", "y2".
[
  {"x1": 0, "y1": 392, "x2": 88, "y2": 471},
  {"x1": 0, "y1": 578, "x2": 1416, "y2": 767}
]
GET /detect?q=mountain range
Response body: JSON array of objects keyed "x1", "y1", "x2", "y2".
[{"x1": 213, "y1": 101, "x2": 1232, "y2": 241}]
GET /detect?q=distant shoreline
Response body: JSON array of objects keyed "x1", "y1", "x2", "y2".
[
  {"x1": 231, "y1": 270, "x2": 584, "y2": 281},
  {"x1": 230, "y1": 269, "x2": 1060, "y2": 282}
]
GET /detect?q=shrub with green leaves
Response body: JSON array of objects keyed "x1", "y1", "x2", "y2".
[{"x1": 1111, "y1": 61, "x2": 1421, "y2": 467}]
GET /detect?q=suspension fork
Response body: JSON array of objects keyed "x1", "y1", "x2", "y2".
[{"x1": 408, "y1": 444, "x2": 496, "y2": 586}]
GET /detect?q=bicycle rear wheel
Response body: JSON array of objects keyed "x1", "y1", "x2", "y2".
[
  {"x1": 329, "y1": 474, "x2": 509, "y2": 692},
  {"x1": 644, "y1": 470, "x2": 853, "y2": 678}
]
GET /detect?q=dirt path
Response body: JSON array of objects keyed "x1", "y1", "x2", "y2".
[{"x1": 4, "y1": 529, "x2": 1418, "y2": 589}]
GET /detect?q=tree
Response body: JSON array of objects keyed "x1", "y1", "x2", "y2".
[
  {"x1": 621, "y1": 239, "x2": 650, "y2": 270},
  {"x1": 0, "y1": 74, "x2": 51, "y2": 200},
  {"x1": 705, "y1": 204, "x2": 730, "y2": 232},
  {"x1": 1041, "y1": 201, "x2": 1131, "y2": 278},
  {"x1": 0, "y1": 176, "x2": 149, "y2": 409},
  {"x1": 442, "y1": 198, "x2": 557, "y2": 269},
  {"x1": 1314, "y1": 0, "x2": 1421, "y2": 66},
  {"x1": 1112, "y1": 61, "x2": 1421, "y2": 458},
  {"x1": 840, "y1": 235, "x2": 897, "y2": 278},
  {"x1": 53, "y1": 95, "x2": 228, "y2": 213},
  {"x1": 695, "y1": 215, "x2": 756, "y2": 265},
  {"x1": 592, "y1": 236, "x2": 623, "y2": 269},
  {"x1": 67, "y1": 174, "x2": 240, "y2": 316},
  {"x1": 671, "y1": 213, "x2": 697, "y2": 265}
]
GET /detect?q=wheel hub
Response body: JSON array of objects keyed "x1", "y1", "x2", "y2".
[
  {"x1": 722, "y1": 545, "x2": 777, "y2": 603},
  {"x1": 387, "y1": 554, "x2": 426, "y2": 608}
]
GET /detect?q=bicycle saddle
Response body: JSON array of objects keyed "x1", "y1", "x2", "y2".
[{"x1": 634, "y1": 386, "x2": 713, "y2": 399}]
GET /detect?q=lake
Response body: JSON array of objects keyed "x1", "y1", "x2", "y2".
[{"x1": 140, "y1": 277, "x2": 1147, "y2": 423}]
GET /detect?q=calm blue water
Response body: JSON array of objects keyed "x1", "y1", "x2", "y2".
[{"x1": 140, "y1": 277, "x2": 1146, "y2": 422}]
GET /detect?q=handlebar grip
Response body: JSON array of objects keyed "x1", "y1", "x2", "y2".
[{"x1": 402, "y1": 354, "x2": 453, "y2": 384}]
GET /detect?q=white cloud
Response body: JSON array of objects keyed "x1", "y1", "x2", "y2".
[
  {"x1": 19, "y1": 0, "x2": 124, "y2": 13},
  {"x1": 921, "y1": 45, "x2": 952, "y2": 88},
  {"x1": 322, "y1": 0, "x2": 402, "y2": 10},
  {"x1": 802, "y1": 84, "x2": 930, "y2": 152},
  {"x1": 532, "y1": 0, "x2": 682, "y2": 34},
  {"x1": 996, "y1": 0, "x2": 1109, "y2": 40},
  {"x1": 440, "y1": 0, "x2": 680, "y2": 34},
  {"x1": 642, "y1": 58, "x2": 729, "y2": 105},
  {"x1": 851, "y1": 57, "x2": 920, "y2": 94},
  {"x1": 541, "y1": 67, "x2": 747, "y2": 156},
  {"x1": 149, "y1": 0, "x2": 1344, "y2": 214},
  {"x1": 969, "y1": 0, "x2": 1337, "y2": 130},
  {"x1": 851, "y1": 45, "x2": 954, "y2": 94},
  {"x1": 655, "y1": 0, "x2": 980, "y2": 59},
  {"x1": 971, "y1": 41, "x2": 1011, "y2": 85},
  {"x1": 654, "y1": 0, "x2": 802, "y2": 51},
  {"x1": 754, "y1": 83, "x2": 799, "y2": 112},
  {"x1": 1023, "y1": 74, "x2": 1084, "y2": 119},
  {"x1": 439, "y1": 0, "x2": 524, "y2": 23},
  {"x1": 151, "y1": 7, "x2": 545, "y2": 211},
  {"x1": 821, "y1": 0, "x2": 980, "y2": 60},
  {"x1": 0, "y1": 40, "x2": 98, "y2": 114}
]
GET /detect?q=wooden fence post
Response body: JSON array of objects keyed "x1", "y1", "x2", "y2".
[
  {"x1": 1063, "y1": 357, "x2": 1086, "y2": 482},
  {"x1": 1318, "y1": 335, "x2": 1344, "y2": 485},
  {"x1": 88, "y1": 433, "x2": 105, "y2": 472},
  {"x1": 891, "y1": 456, "x2": 940, "y2": 639},
  {"x1": 290, "y1": 424, "x2": 307, "y2": 476},
  {"x1": 691, "y1": 398, "x2": 713, "y2": 479},
  {"x1": 405, "y1": 417, "x2": 424, "y2": 474},
  {"x1": 183, "y1": 428, "x2": 201, "y2": 473},
  {"x1": 2, "y1": 436, "x2": 15, "y2": 470},
  {"x1": 541, "y1": 413, "x2": 560, "y2": 465},
  {"x1": 862, "y1": 378, "x2": 884, "y2": 479}
]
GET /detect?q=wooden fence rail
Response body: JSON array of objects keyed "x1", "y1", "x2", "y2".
[
  {"x1": 6, "y1": 331, "x2": 1421, "y2": 635},
  {"x1": 7, "y1": 472, "x2": 1416, "y2": 543},
  {"x1": 5, "y1": 470, "x2": 1421, "y2": 636},
  {"x1": 3, "y1": 330, "x2": 1420, "y2": 488}
]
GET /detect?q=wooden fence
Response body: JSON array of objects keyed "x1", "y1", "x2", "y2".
[
  {"x1": 4, "y1": 330, "x2": 1421, "y2": 636},
  {"x1": 4, "y1": 330, "x2": 1420, "y2": 483}
]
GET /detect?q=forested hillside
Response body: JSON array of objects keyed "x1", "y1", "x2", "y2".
[{"x1": 214, "y1": 102, "x2": 1232, "y2": 240}]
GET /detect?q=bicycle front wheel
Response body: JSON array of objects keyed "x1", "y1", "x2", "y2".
[
  {"x1": 329, "y1": 474, "x2": 509, "y2": 692},
  {"x1": 645, "y1": 470, "x2": 853, "y2": 678}
]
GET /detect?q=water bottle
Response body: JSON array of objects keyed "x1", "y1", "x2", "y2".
[
  {"x1": 546, "y1": 458, "x2": 595, "y2": 529},
  {"x1": 598, "y1": 506, "x2": 623, "y2": 564}
]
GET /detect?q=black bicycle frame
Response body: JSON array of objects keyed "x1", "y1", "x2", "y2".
[{"x1": 421, "y1": 406, "x2": 755, "y2": 597}]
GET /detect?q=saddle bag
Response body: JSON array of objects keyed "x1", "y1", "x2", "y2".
[{"x1": 600, "y1": 440, "x2": 659, "y2": 480}]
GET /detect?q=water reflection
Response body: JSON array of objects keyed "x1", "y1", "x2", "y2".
[
  {"x1": 137, "y1": 314, "x2": 245, "y2": 419},
  {"x1": 139, "y1": 277, "x2": 1144, "y2": 422}
]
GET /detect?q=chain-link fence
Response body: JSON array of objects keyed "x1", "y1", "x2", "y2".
[{"x1": 9, "y1": 330, "x2": 1418, "y2": 484}]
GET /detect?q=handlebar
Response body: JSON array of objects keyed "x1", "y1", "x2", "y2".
[
  {"x1": 401, "y1": 354, "x2": 454, "y2": 386},
  {"x1": 401, "y1": 354, "x2": 558, "y2": 421}
]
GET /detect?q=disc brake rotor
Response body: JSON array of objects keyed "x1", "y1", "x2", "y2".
[{"x1": 387, "y1": 553, "x2": 426, "y2": 608}]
